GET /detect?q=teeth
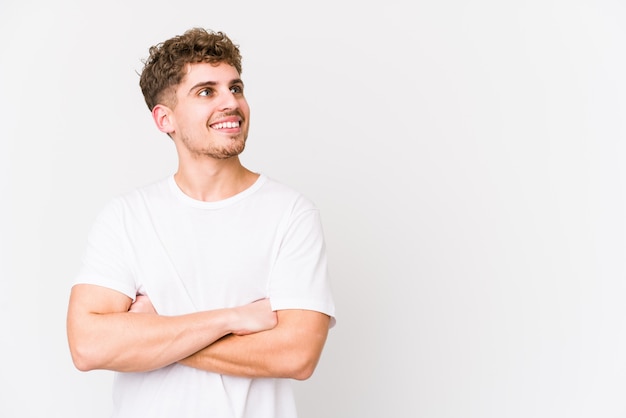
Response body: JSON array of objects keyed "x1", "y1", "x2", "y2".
[{"x1": 212, "y1": 121, "x2": 240, "y2": 129}]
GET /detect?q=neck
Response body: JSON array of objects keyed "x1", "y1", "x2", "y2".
[{"x1": 174, "y1": 156, "x2": 259, "y2": 202}]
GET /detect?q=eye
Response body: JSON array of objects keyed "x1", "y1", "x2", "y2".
[
  {"x1": 230, "y1": 85, "x2": 243, "y2": 94},
  {"x1": 198, "y1": 88, "x2": 213, "y2": 97}
]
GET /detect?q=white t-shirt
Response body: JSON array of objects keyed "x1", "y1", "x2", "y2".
[{"x1": 74, "y1": 174, "x2": 336, "y2": 418}]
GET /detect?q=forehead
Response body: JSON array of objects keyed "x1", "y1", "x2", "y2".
[{"x1": 181, "y1": 62, "x2": 241, "y2": 86}]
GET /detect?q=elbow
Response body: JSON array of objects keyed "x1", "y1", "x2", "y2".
[
  {"x1": 67, "y1": 317, "x2": 102, "y2": 371},
  {"x1": 70, "y1": 354, "x2": 93, "y2": 372},
  {"x1": 68, "y1": 341, "x2": 101, "y2": 372},
  {"x1": 280, "y1": 351, "x2": 321, "y2": 381},
  {"x1": 270, "y1": 310, "x2": 330, "y2": 380},
  {"x1": 291, "y1": 364, "x2": 316, "y2": 381},
  {"x1": 72, "y1": 359, "x2": 94, "y2": 373}
]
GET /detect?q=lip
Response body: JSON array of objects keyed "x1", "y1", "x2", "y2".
[
  {"x1": 209, "y1": 116, "x2": 242, "y2": 132},
  {"x1": 209, "y1": 115, "x2": 243, "y2": 130},
  {"x1": 211, "y1": 116, "x2": 240, "y2": 124}
]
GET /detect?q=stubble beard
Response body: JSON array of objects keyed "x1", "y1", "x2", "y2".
[{"x1": 181, "y1": 131, "x2": 247, "y2": 160}]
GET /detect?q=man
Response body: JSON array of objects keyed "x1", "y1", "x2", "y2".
[{"x1": 66, "y1": 28, "x2": 336, "y2": 418}]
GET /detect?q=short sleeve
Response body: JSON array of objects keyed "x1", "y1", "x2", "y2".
[
  {"x1": 268, "y1": 196, "x2": 336, "y2": 327},
  {"x1": 74, "y1": 198, "x2": 138, "y2": 300}
]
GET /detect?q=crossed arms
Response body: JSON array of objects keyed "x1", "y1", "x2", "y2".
[{"x1": 66, "y1": 284, "x2": 330, "y2": 380}]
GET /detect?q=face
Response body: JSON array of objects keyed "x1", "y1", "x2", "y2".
[{"x1": 163, "y1": 62, "x2": 250, "y2": 160}]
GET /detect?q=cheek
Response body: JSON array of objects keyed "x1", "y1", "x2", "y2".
[
  {"x1": 181, "y1": 112, "x2": 208, "y2": 128},
  {"x1": 239, "y1": 100, "x2": 250, "y2": 117}
]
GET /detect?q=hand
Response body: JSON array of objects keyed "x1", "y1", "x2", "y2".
[
  {"x1": 231, "y1": 299, "x2": 278, "y2": 336},
  {"x1": 129, "y1": 294, "x2": 157, "y2": 314}
]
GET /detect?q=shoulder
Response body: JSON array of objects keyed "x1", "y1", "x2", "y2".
[
  {"x1": 258, "y1": 175, "x2": 317, "y2": 209},
  {"x1": 96, "y1": 176, "x2": 172, "y2": 220},
  {"x1": 117, "y1": 176, "x2": 171, "y2": 205}
]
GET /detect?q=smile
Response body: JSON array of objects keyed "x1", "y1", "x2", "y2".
[{"x1": 211, "y1": 121, "x2": 240, "y2": 130}]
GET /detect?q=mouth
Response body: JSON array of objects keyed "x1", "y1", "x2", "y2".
[
  {"x1": 210, "y1": 118, "x2": 241, "y2": 131},
  {"x1": 210, "y1": 121, "x2": 240, "y2": 130}
]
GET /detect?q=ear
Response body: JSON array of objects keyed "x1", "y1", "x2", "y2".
[{"x1": 152, "y1": 104, "x2": 175, "y2": 134}]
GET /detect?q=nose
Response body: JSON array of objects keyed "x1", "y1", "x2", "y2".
[{"x1": 217, "y1": 88, "x2": 239, "y2": 111}]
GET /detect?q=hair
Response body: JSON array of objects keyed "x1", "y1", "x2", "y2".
[{"x1": 139, "y1": 28, "x2": 243, "y2": 111}]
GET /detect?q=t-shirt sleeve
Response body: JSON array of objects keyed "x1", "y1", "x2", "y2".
[
  {"x1": 268, "y1": 196, "x2": 336, "y2": 327},
  {"x1": 73, "y1": 198, "x2": 138, "y2": 301}
]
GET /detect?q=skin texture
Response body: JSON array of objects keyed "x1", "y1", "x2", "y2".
[
  {"x1": 179, "y1": 310, "x2": 330, "y2": 380},
  {"x1": 67, "y1": 285, "x2": 277, "y2": 372},
  {"x1": 67, "y1": 62, "x2": 331, "y2": 379},
  {"x1": 129, "y1": 295, "x2": 331, "y2": 380}
]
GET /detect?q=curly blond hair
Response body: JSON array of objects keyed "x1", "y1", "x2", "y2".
[{"x1": 139, "y1": 28, "x2": 242, "y2": 110}]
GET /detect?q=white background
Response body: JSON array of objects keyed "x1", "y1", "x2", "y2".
[{"x1": 2, "y1": 0, "x2": 626, "y2": 417}]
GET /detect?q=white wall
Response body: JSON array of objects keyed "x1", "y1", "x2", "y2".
[{"x1": 2, "y1": 1, "x2": 626, "y2": 417}]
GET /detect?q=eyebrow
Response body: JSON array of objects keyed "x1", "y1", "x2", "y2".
[{"x1": 188, "y1": 79, "x2": 245, "y2": 95}]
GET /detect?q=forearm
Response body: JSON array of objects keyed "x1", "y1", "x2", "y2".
[
  {"x1": 67, "y1": 284, "x2": 276, "y2": 373},
  {"x1": 69, "y1": 307, "x2": 235, "y2": 373},
  {"x1": 179, "y1": 310, "x2": 330, "y2": 380}
]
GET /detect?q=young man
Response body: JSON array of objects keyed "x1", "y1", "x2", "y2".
[{"x1": 66, "y1": 28, "x2": 336, "y2": 418}]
